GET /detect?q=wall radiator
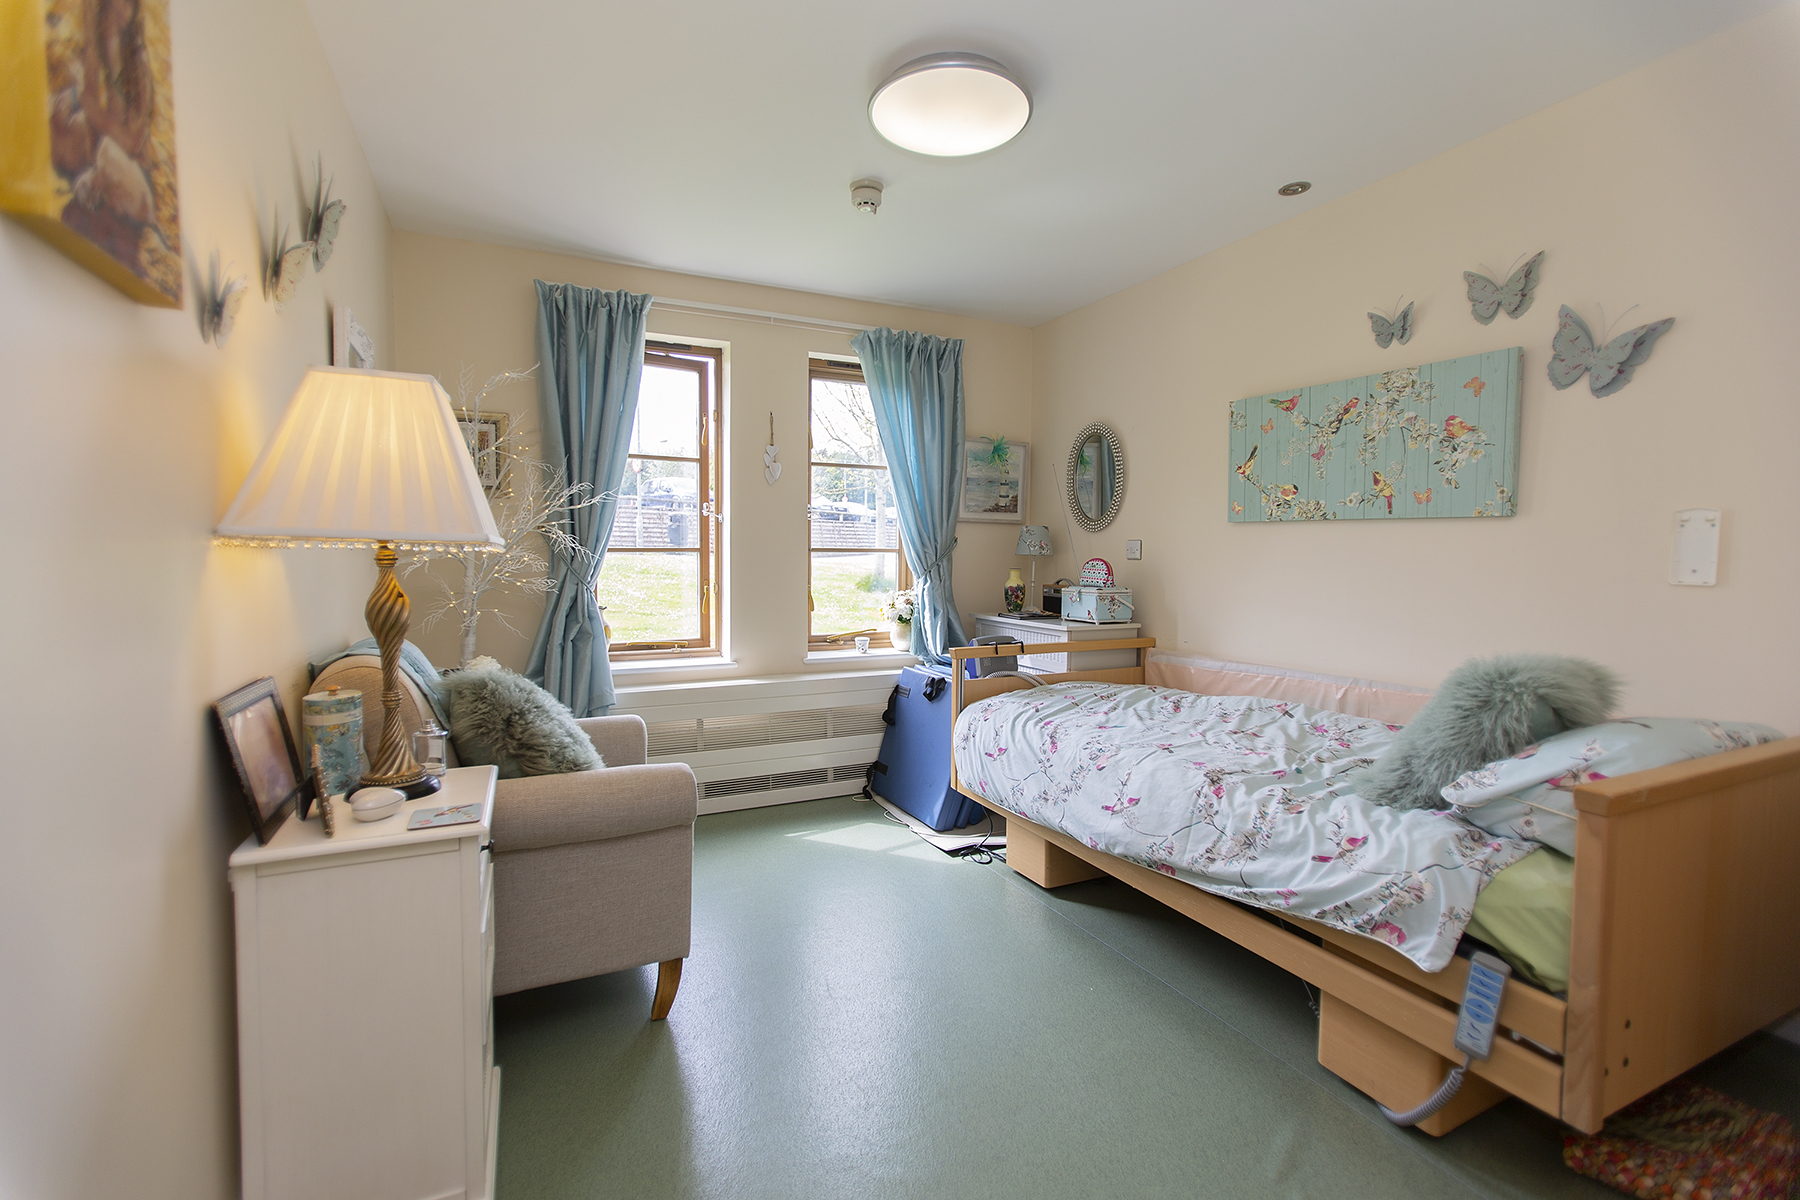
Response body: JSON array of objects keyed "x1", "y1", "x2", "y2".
[{"x1": 611, "y1": 669, "x2": 901, "y2": 815}]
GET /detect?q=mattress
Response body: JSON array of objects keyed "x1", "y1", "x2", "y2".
[
  {"x1": 1468, "y1": 847, "x2": 1573, "y2": 993},
  {"x1": 953, "y1": 681, "x2": 1536, "y2": 973}
]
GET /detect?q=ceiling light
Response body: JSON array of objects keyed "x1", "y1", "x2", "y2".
[
  {"x1": 1278, "y1": 181, "x2": 1312, "y2": 196},
  {"x1": 869, "y1": 53, "x2": 1031, "y2": 157}
]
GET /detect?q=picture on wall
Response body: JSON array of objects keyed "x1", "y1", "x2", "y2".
[
  {"x1": 960, "y1": 437, "x2": 1027, "y2": 523},
  {"x1": 1228, "y1": 347, "x2": 1521, "y2": 522},
  {"x1": 332, "y1": 305, "x2": 375, "y2": 368},
  {"x1": 455, "y1": 409, "x2": 508, "y2": 491},
  {"x1": 0, "y1": 0, "x2": 182, "y2": 306}
]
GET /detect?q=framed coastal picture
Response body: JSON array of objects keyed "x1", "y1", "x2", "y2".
[
  {"x1": 960, "y1": 437, "x2": 1026, "y2": 523},
  {"x1": 0, "y1": 0, "x2": 183, "y2": 306},
  {"x1": 455, "y1": 409, "x2": 508, "y2": 490}
]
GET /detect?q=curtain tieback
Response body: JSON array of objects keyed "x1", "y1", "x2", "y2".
[{"x1": 919, "y1": 537, "x2": 958, "y2": 581}]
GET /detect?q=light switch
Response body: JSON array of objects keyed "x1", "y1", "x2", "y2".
[
  {"x1": 1125, "y1": 539, "x2": 1142, "y2": 560},
  {"x1": 1671, "y1": 509, "x2": 1719, "y2": 586}
]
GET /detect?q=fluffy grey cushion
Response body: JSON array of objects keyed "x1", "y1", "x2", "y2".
[
  {"x1": 439, "y1": 657, "x2": 604, "y2": 779},
  {"x1": 1357, "y1": 654, "x2": 1620, "y2": 812}
]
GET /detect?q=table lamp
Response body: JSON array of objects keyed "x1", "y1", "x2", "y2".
[
  {"x1": 215, "y1": 367, "x2": 503, "y2": 798},
  {"x1": 1015, "y1": 525, "x2": 1052, "y2": 613}
]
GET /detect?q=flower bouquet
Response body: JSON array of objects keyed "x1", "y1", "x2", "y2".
[{"x1": 881, "y1": 590, "x2": 916, "y2": 650}]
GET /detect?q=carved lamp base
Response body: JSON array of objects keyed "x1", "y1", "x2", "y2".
[{"x1": 359, "y1": 542, "x2": 441, "y2": 799}]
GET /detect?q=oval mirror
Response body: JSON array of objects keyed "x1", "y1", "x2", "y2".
[{"x1": 1066, "y1": 422, "x2": 1125, "y2": 532}]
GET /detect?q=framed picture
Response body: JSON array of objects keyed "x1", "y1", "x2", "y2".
[
  {"x1": 0, "y1": 0, "x2": 183, "y2": 306},
  {"x1": 332, "y1": 305, "x2": 375, "y2": 368},
  {"x1": 214, "y1": 678, "x2": 308, "y2": 845},
  {"x1": 960, "y1": 437, "x2": 1027, "y2": 523},
  {"x1": 455, "y1": 409, "x2": 508, "y2": 491}
]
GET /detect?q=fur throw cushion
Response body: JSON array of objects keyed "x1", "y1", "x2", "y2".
[
  {"x1": 1357, "y1": 654, "x2": 1619, "y2": 812},
  {"x1": 439, "y1": 657, "x2": 604, "y2": 779}
]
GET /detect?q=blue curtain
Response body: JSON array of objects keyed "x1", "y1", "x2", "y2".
[
  {"x1": 851, "y1": 328, "x2": 967, "y2": 665},
  {"x1": 525, "y1": 281, "x2": 652, "y2": 716}
]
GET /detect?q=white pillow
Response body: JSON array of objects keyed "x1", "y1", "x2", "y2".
[{"x1": 1442, "y1": 718, "x2": 1784, "y2": 855}]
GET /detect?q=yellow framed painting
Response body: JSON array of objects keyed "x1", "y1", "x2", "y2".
[{"x1": 1, "y1": 0, "x2": 182, "y2": 306}]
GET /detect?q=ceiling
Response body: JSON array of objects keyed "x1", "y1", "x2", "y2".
[{"x1": 304, "y1": 0, "x2": 1779, "y2": 326}]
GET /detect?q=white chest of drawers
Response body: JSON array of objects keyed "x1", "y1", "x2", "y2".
[
  {"x1": 229, "y1": 766, "x2": 499, "y2": 1200},
  {"x1": 972, "y1": 613, "x2": 1144, "y2": 674}
]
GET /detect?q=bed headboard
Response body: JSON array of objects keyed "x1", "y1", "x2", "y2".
[{"x1": 1146, "y1": 651, "x2": 1433, "y2": 725}]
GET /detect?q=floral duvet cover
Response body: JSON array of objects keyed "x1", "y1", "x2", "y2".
[{"x1": 952, "y1": 682, "x2": 1535, "y2": 972}]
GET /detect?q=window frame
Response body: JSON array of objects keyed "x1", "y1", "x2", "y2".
[
  {"x1": 603, "y1": 341, "x2": 724, "y2": 661},
  {"x1": 807, "y1": 357, "x2": 911, "y2": 650}
]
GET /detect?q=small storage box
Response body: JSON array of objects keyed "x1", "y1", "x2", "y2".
[{"x1": 1061, "y1": 585, "x2": 1134, "y2": 623}]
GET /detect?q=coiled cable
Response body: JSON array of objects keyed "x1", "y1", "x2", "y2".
[{"x1": 1380, "y1": 1055, "x2": 1471, "y2": 1126}]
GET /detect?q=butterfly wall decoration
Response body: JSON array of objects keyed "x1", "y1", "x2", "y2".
[
  {"x1": 1547, "y1": 305, "x2": 1674, "y2": 397},
  {"x1": 264, "y1": 218, "x2": 313, "y2": 312},
  {"x1": 1367, "y1": 300, "x2": 1414, "y2": 348},
  {"x1": 197, "y1": 252, "x2": 247, "y2": 348},
  {"x1": 1464, "y1": 251, "x2": 1545, "y2": 324},
  {"x1": 305, "y1": 158, "x2": 347, "y2": 270}
]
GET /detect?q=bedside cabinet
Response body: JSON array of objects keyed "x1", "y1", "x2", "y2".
[
  {"x1": 972, "y1": 613, "x2": 1144, "y2": 674},
  {"x1": 229, "y1": 765, "x2": 499, "y2": 1200}
]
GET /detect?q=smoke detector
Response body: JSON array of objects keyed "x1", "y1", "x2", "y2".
[{"x1": 851, "y1": 179, "x2": 883, "y2": 215}]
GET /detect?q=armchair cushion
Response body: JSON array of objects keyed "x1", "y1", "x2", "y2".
[
  {"x1": 491, "y1": 762, "x2": 698, "y2": 852},
  {"x1": 440, "y1": 656, "x2": 603, "y2": 778}
]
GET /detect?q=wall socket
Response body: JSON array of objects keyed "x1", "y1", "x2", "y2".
[{"x1": 1125, "y1": 539, "x2": 1142, "y2": 560}]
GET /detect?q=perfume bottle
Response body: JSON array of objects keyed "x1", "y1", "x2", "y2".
[{"x1": 411, "y1": 719, "x2": 449, "y2": 777}]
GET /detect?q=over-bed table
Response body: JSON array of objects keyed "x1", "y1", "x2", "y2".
[{"x1": 947, "y1": 638, "x2": 1800, "y2": 1136}]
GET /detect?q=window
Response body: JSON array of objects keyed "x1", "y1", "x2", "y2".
[
  {"x1": 596, "y1": 343, "x2": 723, "y2": 658},
  {"x1": 808, "y1": 358, "x2": 910, "y2": 647}
]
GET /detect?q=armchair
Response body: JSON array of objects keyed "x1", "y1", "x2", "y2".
[
  {"x1": 310, "y1": 654, "x2": 698, "y2": 1019},
  {"x1": 488, "y1": 714, "x2": 697, "y2": 1015}
]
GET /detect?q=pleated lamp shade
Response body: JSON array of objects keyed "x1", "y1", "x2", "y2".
[{"x1": 214, "y1": 367, "x2": 503, "y2": 550}]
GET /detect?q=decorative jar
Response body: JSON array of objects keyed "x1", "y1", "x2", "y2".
[
  {"x1": 301, "y1": 686, "x2": 367, "y2": 800},
  {"x1": 1004, "y1": 568, "x2": 1026, "y2": 613}
]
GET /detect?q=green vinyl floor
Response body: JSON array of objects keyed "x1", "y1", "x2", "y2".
[{"x1": 491, "y1": 796, "x2": 1800, "y2": 1200}]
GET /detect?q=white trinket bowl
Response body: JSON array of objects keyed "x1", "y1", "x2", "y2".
[{"x1": 349, "y1": 786, "x2": 406, "y2": 822}]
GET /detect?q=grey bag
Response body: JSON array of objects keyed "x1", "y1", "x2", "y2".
[{"x1": 969, "y1": 634, "x2": 1022, "y2": 677}]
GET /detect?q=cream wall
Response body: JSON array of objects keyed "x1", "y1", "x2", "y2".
[
  {"x1": 1032, "y1": 5, "x2": 1800, "y2": 731},
  {"x1": 389, "y1": 231, "x2": 1035, "y2": 685},
  {"x1": 0, "y1": 1, "x2": 391, "y2": 1197}
]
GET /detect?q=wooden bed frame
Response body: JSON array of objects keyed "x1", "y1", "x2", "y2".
[{"x1": 947, "y1": 638, "x2": 1800, "y2": 1136}]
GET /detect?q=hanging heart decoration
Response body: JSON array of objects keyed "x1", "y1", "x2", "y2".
[{"x1": 764, "y1": 413, "x2": 781, "y2": 485}]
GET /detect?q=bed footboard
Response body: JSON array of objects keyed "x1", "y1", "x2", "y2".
[{"x1": 1564, "y1": 737, "x2": 1800, "y2": 1131}]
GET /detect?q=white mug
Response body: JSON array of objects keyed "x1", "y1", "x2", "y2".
[{"x1": 854, "y1": 636, "x2": 870, "y2": 653}]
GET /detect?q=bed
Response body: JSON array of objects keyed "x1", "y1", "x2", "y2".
[{"x1": 947, "y1": 638, "x2": 1800, "y2": 1136}]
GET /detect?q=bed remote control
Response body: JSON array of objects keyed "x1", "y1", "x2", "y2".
[{"x1": 1455, "y1": 951, "x2": 1511, "y2": 1061}]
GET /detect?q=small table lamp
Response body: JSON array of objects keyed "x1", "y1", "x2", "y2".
[
  {"x1": 215, "y1": 367, "x2": 503, "y2": 797},
  {"x1": 1015, "y1": 525, "x2": 1052, "y2": 613}
]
